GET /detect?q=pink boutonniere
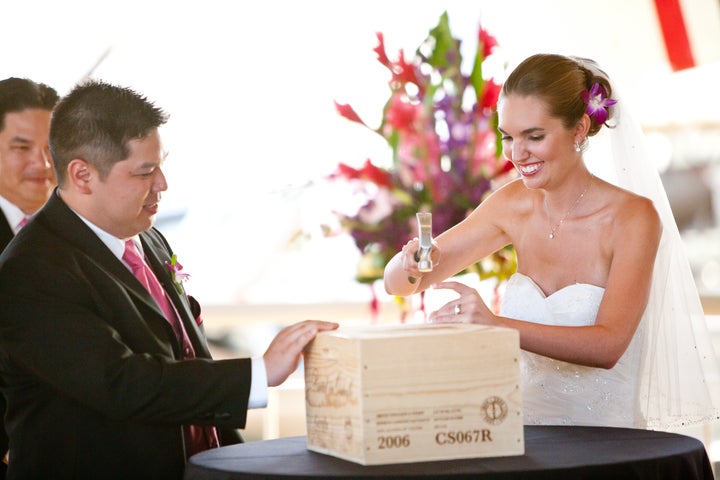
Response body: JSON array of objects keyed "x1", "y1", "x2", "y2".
[{"x1": 165, "y1": 254, "x2": 190, "y2": 294}]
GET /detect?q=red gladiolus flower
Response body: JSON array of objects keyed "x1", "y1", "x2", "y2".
[
  {"x1": 373, "y1": 32, "x2": 391, "y2": 68},
  {"x1": 479, "y1": 79, "x2": 501, "y2": 111},
  {"x1": 333, "y1": 162, "x2": 361, "y2": 180},
  {"x1": 334, "y1": 101, "x2": 366, "y2": 126},
  {"x1": 332, "y1": 160, "x2": 393, "y2": 189},
  {"x1": 359, "y1": 159, "x2": 393, "y2": 188},
  {"x1": 470, "y1": 129, "x2": 499, "y2": 176},
  {"x1": 385, "y1": 94, "x2": 419, "y2": 132},
  {"x1": 375, "y1": 32, "x2": 422, "y2": 93},
  {"x1": 390, "y1": 49, "x2": 421, "y2": 91},
  {"x1": 396, "y1": 129, "x2": 442, "y2": 201},
  {"x1": 478, "y1": 27, "x2": 498, "y2": 58}
]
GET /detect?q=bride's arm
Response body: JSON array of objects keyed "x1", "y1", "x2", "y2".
[
  {"x1": 580, "y1": 194, "x2": 661, "y2": 367},
  {"x1": 383, "y1": 181, "x2": 517, "y2": 297},
  {"x1": 432, "y1": 194, "x2": 661, "y2": 369}
]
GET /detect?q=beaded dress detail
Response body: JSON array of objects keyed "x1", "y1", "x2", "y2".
[{"x1": 501, "y1": 272, "x2": 644, "y2": 427}]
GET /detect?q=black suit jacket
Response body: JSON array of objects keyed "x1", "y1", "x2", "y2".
[
  {"x1": 0, "y1": 214, "x2": 11, "y2": 253},
  {"x1": 0, "y1": 192, "x2": 249, "y2": 480},
  {"x1": 0, "y1": 213, "x2": 12, "y2": 480}
]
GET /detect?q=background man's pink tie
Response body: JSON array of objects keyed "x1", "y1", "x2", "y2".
[
  {"x1": 122, "y1": 239, "x2": 219, "y2": 456},
  {"x1": 16, "y1": 217, "x2": 28, "y2": 231}
]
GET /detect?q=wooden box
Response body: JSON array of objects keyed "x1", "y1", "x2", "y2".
[{"x1": 303, "y1": 323, "x2": 523, "y2": 465}]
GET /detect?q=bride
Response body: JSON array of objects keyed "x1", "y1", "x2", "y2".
[{"x1": 383, "y1": 53, "x2": 720, "y2": 429}]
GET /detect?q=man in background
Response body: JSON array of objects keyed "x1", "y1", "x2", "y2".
[
  {"x1": 0, "y1": 77, "x2": 59, "y2": 479},
  {"x1": 0, "y1": 77, "x2": 58, "y2": 249}
]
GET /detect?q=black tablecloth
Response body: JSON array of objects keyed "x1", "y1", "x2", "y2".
[{"x1": 184, "y1": 425, "x2": 714, "y2": 479}]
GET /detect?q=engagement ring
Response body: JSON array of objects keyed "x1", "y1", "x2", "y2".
[{"x1": 454, "y1": 304, "x2": 461, "y2": 315}]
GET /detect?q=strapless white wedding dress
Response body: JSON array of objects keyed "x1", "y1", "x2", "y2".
[{"x1": 500, "y1": 272, "x2": 644, "y2": 428}]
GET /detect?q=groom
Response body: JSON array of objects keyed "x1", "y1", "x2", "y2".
[{"x1": 0, "y1": 80, "x2": 337, "y2": 479}]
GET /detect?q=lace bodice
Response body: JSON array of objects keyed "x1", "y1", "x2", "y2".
[{"x1": 501, "y1": 272, "x2": 644, "y2": 427}]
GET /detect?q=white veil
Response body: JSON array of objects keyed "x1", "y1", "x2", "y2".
[{"x1": 582, "y1": 61, "x2": 720, "y2": 429}]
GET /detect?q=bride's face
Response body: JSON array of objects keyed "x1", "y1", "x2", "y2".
[{"x1": 497, "y1": 94, "x2": 577, "y2": 187}]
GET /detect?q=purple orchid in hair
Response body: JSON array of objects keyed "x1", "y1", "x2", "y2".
[{"x1": 581, "y1": 83, "x2": 617, "y2": 125}]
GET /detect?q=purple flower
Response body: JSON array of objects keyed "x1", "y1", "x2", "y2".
[{"x1": 581, "y1": 83, "x2": 617, "y2": 125}]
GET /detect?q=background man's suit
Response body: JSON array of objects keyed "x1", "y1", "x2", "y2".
[
  {"x1": 0, "y1": 192, "x2": 246, "y2": 479},
  {"x1": 0, "y1": 212, "x2": 14, "y2": 478},
  {"x1": 0, "y1": 215, "x2": 12, "y2": 252}
]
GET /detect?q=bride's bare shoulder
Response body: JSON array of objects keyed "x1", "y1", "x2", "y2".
[
  {"x1": 599, "y1": 180, "x2": 661, "y2": 238},
  {"x1": 477, "y1": 177, "x2": 532, "y2": 217},
  {"x1": 494, "y1": 177, "x2": 525, "y2": 194},
  {"x1": 600, "y1": 179, "x2": 657, "y2": 212},
  {"x1": 487, "y1": 177, "x2": 532, "y2": 203}
]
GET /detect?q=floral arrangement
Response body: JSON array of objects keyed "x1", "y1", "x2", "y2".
[{"x1": 324, "y1": 12, "x2": 517, "y2": 313}]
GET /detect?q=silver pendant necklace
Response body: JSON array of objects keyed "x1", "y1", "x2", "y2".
[{"x1": 547, "y1": 174, "x2": 594, "y2": 240}]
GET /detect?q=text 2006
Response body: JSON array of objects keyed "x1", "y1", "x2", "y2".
[{"x1": 377, "y1": 435, "x2": 411, "y2": 449}]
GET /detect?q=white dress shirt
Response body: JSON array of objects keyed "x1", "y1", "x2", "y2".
[{"x1": 0, "y1": 195, "x2": 30, "y2": 234}]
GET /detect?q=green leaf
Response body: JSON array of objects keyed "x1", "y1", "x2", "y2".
[
  {"x1": 422, "y1": 11, "x2": 459, "y2": 72},
  {"x1": 469, "y1": 46, "x2": 485, "y2": 103}
]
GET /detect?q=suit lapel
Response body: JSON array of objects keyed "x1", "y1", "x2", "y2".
[
  {"x1": 0, "y1": 213, "x2": 13, "y2": 252},
  {"x1": 140, "y1": 233, "x2": 211, "y2": 358},
  {"x1": 38, "y1": 192, "x2": 174, "y2": 333},
  {"x1": 37, "y1": 191, "x2": 210, "y2": 358}
]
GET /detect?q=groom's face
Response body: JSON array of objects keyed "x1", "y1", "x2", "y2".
[{"x1": 87, "y1": 129, "x2": 168, "y2": 239}]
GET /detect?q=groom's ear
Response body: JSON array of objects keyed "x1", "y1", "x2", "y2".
[{"x1": 66, "y1": 159, "x2": 96, "y2": 194}]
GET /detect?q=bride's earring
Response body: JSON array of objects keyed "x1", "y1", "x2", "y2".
[{"x1": 575, "y1": 137, "x2": 587, "y2": 152}]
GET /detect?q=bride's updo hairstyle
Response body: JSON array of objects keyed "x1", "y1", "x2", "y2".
[{"x1": 501, "y1": 53, "x2": 614, "y2": 138}]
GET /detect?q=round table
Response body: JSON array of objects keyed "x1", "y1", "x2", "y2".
[{"x1": 184, "y1": 425, "x2": 713, "y2": 479}]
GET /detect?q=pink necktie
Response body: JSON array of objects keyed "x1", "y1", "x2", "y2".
[
  {"x1": 122, "y1": 239, "x2": 219, "y2": 456},
  {"x1": 16, "y1": 217, "x2": 28, "y2": 231},
  {"x1": 122, "y1": 240, "x2": 185, "y2": 342}
]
